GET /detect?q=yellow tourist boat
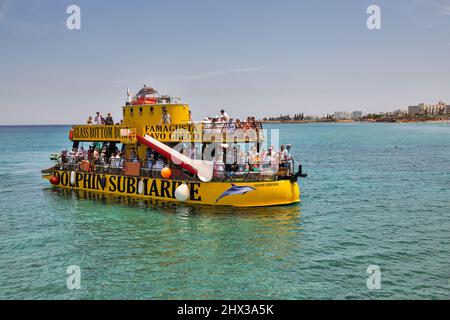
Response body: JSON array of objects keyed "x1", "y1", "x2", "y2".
[{"x1": 42, "y1": 86, "x2": 306, "y2": 207}]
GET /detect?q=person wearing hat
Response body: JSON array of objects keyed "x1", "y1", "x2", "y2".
[{"x1": 263, "y1": 147, "x2": 273, "y2": 167}]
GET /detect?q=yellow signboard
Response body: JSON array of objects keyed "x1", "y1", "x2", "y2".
[
  {"x1": 144, "y1": 124, "x2": 202, "y2": 142},
  {"x1": 71, "y1": 125, "x2": 136, "y2": 142},
  {"x1": 144, "y1": 124, "x2": 263, "y2": 143}
]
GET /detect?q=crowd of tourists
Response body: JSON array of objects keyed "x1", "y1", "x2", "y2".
[
  {"x1": 57, "y1": 141, "x2": 294, "y2": 180},
  {"x1": 201, "y1": 109, "x2": 259, "y2": 133},
  {"x1": 58, "y1": 141, "x2": 171, "y2": 176},
  {"x1": 86, "y1": 112, "x2": 121, "y2": 125},
  {"x1": 84, "y1": 109, "x2": 259, "y2": 134},
  {"x1": 177, "y1": 142, "x2": 294, "y2": 179},
  {"x1": 213, "y1": 143, "x2": 294, "y2": 178},
  {"x1": 60, "y1": 142, "x2": 123, "y2": 170}
]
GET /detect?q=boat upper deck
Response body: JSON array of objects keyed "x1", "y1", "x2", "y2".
[{"x1": 70, "y1": 121, "x2": 264, "y2": 144}]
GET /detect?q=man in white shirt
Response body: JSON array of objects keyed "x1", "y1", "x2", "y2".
[
  {"x1": 279, "y1": 145, "x2": 289, "y2": 168},
  {"x1": 220, "y1": 109, "x2": 230, "y2": 123},
  {"x1": 94, "y1": 112, "x2": 103, "y2": 125},
  {"x1": 154, "y1": 156, "x2": 165, "y2": 170},
  {"x1": 264, "y1": 147, "x2": 274, "y2": 164}
]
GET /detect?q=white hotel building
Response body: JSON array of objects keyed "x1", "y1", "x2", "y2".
[{"x1": 408, "y1": 101, "x2": 449, "y2": 115}]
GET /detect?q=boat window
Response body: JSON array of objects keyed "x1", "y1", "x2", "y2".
[
  {"x1": 130, "y1": 108, "x2": 133, "y2": 117},
  {"x1": 139, "y1": 107, "x2": 143, "y2": 116},
  {"x1": 150, "y1": 106, "x2": 154, "y2": 115}
]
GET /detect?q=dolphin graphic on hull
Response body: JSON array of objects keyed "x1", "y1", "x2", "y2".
[{"x1": 215, "y1": 184, "x2": 256, "y2": 203}]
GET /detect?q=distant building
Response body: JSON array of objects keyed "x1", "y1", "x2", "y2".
[
  {"x1": 408, "y1": 105, "x2": 421, "y2": 115},
  {"x1": 392, "y1": 109, "x2": 406, "y2": 116},
  {"x1": 409, "y1": 101, "x2": 447, "y2": 115},
  {"x1": 351, "y1": 111, "x2": 363, "y2": 119},
  {"x1": 446, "y1": 105, "x2": 450, "y2": 114},
  {"x1": 334, "y1": 111, "x2": 351, "y2": 120},
  {"x1": 424, "y1": 101, "x2": 446, "y2": 115}
]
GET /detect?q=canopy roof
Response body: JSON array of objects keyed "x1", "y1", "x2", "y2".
[{"x1": 137, "y1": 86, "x2": 158, "y2": 96}]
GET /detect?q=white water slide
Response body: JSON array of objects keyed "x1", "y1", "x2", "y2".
[{"x1": 136, "y1": 134, "x2": 214, "y2": 182}]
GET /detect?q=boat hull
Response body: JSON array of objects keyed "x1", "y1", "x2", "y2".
[{"x1": 43, "y1": 170, "x2": 300, "y2": 207}]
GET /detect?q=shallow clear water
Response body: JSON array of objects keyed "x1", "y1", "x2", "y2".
[{"x1": 0, "y1": 123, "x2": 449, "y2": 299}]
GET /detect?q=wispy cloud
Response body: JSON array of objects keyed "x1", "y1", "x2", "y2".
[
  {"x1": 178, "y1": 67, "x2": 263, "y2": 81},
  {"x1": 0, "y1": 0, "x2": 46, "y2": 31},
  {"x1": 409, "y1": 0, "x2": 450, "y2": 16},
  {"x1": 407, "y1": 0, "x2": 450, "y2": 32},
  {"x1": 112, "y1": 67, "x2": 265, "y2": 89},
  {"x1": 0, "y1": 0, "x2": 22, "y2": 29},
  {"x1": 0, "y1": 0, "x2": 7, "y2": 23},
  {"x1": 439, "y1": 4, "x2": 450, "y2": 15}
]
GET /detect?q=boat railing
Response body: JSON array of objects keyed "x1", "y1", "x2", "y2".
[
  {"x1": 129, "y1": 95, "x2": 182, "y2": 105},
  {"x1": 61, "y1": 163, "x2": 78, "y2": 171},
  {"x1": 200, "y1": 121, "x2": 264, "y2": 142},
  {"x1": 57, "y1": 145, "x2": 296, "y2": 181},
  {"x1": 200, "y1": 121, "x2": 262, "y2": 131},
  {"x1": 200, "y1": 122, "x2": 262, "y2": 137},
  {"x1": 57, "y1": 157, "x2": 283, "y2": 182}
]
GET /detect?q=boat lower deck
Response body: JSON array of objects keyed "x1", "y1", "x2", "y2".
[{"x1": 43, "y1": 170, "x2": 300, "y2": 207}]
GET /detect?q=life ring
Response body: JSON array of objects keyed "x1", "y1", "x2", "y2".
[{"x1": 69, "y1": 129, "x2": 74, "y2": 140}]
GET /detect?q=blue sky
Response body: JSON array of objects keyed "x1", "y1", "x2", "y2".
[{"x1": 1, "y1": 0, "x2": 450, "y2": 124}]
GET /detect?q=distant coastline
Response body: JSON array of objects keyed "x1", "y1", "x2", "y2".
[
  {"x1": 260, "y1": 116, "x2": 450, "y2": 124},
  {"x1": 1, "y1": 119, "x2": 449, "y2": 126},
  {"x1": 260, "y1": 101, "x2": 450, "y2": 124}
]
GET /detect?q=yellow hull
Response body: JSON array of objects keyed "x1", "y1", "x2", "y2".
[{"x1": 43, "y1": 170, "x2": 300, "y2": 207}]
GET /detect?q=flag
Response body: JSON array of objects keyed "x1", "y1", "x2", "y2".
[{"x1": 127, "y1": 87, "x2": 132, "y2": 103}]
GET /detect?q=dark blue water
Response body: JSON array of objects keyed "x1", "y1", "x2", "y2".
[{"x1": 0, "y1": 123, "x2": 449, "y2": 299}]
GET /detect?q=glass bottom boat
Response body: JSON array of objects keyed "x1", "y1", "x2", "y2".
[{"x1": 42, "y1": 87, "x2": 306, "y2": 207}]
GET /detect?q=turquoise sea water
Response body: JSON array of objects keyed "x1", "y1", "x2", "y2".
[{"x1": 0, "y1": 123, "x2": 449, "y2": 299}]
